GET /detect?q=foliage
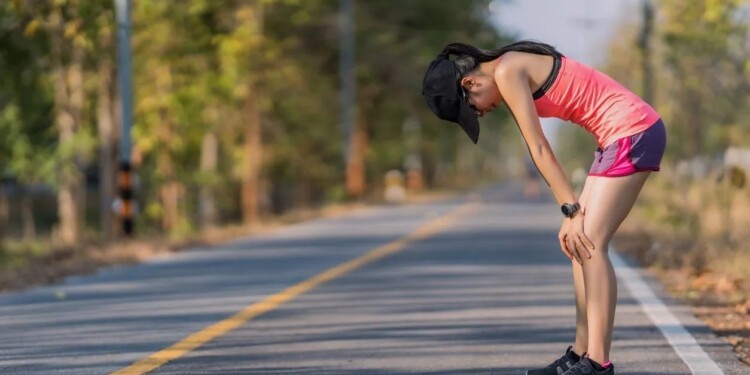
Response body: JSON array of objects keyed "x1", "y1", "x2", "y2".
[{"x1": 0, "y1": 1, "x2": 510, "y2": 242}]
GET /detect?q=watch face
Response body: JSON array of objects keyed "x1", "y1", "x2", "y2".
[{"x1": 562, "y1": 205, "x2": 570, "y2": 216}]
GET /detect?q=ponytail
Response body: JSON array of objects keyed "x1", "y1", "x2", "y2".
[{"x1": 441, "y1": 40, "x2": 563, "y2": 76}]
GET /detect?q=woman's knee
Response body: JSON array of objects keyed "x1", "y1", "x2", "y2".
[
  {"x1": 584, "y1": 221, "x2": 611, "y2": 252},
  {"x1": 580, "y1": 245, "x2": 609, "y2": 265}
]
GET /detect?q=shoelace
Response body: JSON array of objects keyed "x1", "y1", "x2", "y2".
[
  {"x1": 547, "y1": 348, "x2": 576, "y2": 369},
  {"x1": 563, "y1": 352, "x2": 594, "y2": 375},
  {"x1": 546, "y1": 355, "x2": 570, "y2": 369}
]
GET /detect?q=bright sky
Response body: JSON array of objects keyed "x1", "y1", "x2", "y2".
[{"x1": 489, "y1": 0, "x2": 645, "y2": 147}]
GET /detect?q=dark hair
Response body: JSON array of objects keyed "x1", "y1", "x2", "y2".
[{"x1": 441, "y1": 40, "x2": 563, "y2": 77}]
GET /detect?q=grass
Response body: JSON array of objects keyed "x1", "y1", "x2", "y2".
[
  {"x1": 617, "y1": 166, "x2": 750, "y2": 301},
  {"x1": 0, "y1": 240, "x2": 51, "y2": 269}
]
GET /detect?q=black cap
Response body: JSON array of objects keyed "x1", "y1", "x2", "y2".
[{"x1": 422, "y1": 53, "x2": 480, "y2": 144}]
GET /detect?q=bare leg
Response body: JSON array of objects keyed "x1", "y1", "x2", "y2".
[
  {"x1": 571, "y1": 180, "x2": 592, "y2": 357},
  {"x1": 578, "y1": 172, "x2": 651, "y2": 365}
]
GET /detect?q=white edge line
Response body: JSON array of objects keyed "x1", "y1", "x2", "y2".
[{"x1": 610, "y1": 245, "x2": 725, "y2": 375}]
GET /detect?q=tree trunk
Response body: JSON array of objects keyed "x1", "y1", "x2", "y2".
[
  {"x1": 241, "y1": 89, "x2": 262, "y2": 226},
  {"x1": 51, "y1": 7, "x2": 81, "y2": 247},
  {"x1": 97, "y1": 32, "x2": 116, "y2": 241},
  {"x1": 0, "y1": 185, "x2": 8, "y2": 243},
  {"x1": 687, "y1": 93, "x2": 703, "y2": 156},
  {"x1": 294, "y1": 182, "x2": 311, "y2": 208},
  {"x1": 235, "y1": 2, "x2": 265, "y2": 226},
  {"x1": 153, "y1": 65, "x2": 181, "y2": 233},
  {"x1": 160, "y1": 181, "x2": 181, "y2": 232},
  {"x1": 345, "y1": 115, "x2": 367, "y2": 198},
  {"x1": 199, "y1": 131, "x2": 218, "y2": 229},
  {"x1": 156, "y1": 129, "x2": 179, "y2": 232},
  {"x1": 70, "y1": 35, "x2": 85, "y2": 243},
  {"x1": 639, "y1": 0, "x2": 654, "y2": 106},
  {"x1": 21, "y1": 187, "x2": 36, "y2": 241}
]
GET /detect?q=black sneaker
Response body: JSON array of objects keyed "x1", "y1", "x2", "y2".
[
  {"x1": 561, "y1": 356, "x2": 614, "y2": 375},
  {"x1": 525, "y1": 345, "x2": 581, "y2": 375}
]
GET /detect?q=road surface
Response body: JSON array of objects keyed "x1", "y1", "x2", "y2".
[{"x1": 0, "y1": 183, "x2": 744, "y2": 374}]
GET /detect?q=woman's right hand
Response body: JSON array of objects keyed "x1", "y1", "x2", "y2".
[
  {"x1": 558, "y1": 218, "x2": 575, "y2": 262},
  {"x1": 559, "y1": 215, "x2": 594, "y2": 265}
]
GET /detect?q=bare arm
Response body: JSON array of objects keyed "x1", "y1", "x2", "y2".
[
  {"x1": 495, "y1": 55, "x2": 595, "y2": 263},
  {"x1": 494, "y1": 56, "x2": 577, "y2": 206}
]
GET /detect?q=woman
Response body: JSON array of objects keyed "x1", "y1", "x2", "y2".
[{"x1": 421, "y1": 40, "x2": 666, "y2": 375}]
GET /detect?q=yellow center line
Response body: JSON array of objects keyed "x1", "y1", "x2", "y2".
[{"x1": 110, "y1": 201, "x2": 479, "y2": 375}]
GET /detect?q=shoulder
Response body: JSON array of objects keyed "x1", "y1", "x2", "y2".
[
  {"x1": 494, "y1": 51, "x2": 531, "y2": 86},
  {"x1": 494, "y1": 51, "x2": 531, "y2": 80}
]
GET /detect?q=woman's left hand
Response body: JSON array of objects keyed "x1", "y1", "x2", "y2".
[{"x1": 564, "y1": 213, "x2": 595, "y2": 264}]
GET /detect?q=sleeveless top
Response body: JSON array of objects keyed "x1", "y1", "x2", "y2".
[{"x1": 525, "y1": 54, "x2": 660, "y2": 149}]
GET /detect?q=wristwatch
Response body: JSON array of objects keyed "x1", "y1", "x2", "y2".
[{"x1": 561, "y1": 202, "x2": 581, "y2": 218}]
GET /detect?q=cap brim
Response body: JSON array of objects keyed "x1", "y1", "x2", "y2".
[{"x1": 457, "y1": 99, "x2": 480, "y2": 144}]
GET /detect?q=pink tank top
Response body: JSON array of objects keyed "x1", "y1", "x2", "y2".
[{"x1": 532, "y1": 56, "x2": 660, "y2": 149}]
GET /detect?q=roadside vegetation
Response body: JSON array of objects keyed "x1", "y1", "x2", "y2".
[{"x1": 0, "y1": 1, "x2": 513, "y2": 289}]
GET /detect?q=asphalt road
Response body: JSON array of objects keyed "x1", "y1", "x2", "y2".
[{"x1": 0, "y1": 183, "x2": 745, "y2": 375}]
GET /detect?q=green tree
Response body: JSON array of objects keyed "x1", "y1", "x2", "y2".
[
  {"x1": 1, "y1": 0, "x2": 511, "y2": 246},
  {"x1": 1, "y1": 1, "x2": 66, "y2": 243},
  {"x1": 659, "y1": 0, "x2": 749, "y2": 158}
]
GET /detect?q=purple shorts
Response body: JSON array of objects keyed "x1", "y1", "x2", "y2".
[{"x1": 588, "y1": 119, "x2": 666, "y2": 177}]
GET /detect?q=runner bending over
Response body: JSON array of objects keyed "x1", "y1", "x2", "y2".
[{"x1": 421, "y1": 40, "x2": 666, "y2": 375}]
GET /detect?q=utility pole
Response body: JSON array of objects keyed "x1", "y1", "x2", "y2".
[
  {"x1": 115, "y1": 0, "x2": 134, "y2": 236},
  {"x1": 339, "y1": 0, "x2": 356, "y2": 169},
  {"x1": 639, "y1": 0, "x2": 654, "y2": 105}
]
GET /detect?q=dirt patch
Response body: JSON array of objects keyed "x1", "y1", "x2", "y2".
[{"x1": 614, "y1": 230, "x2": 750, "y2": 367}]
